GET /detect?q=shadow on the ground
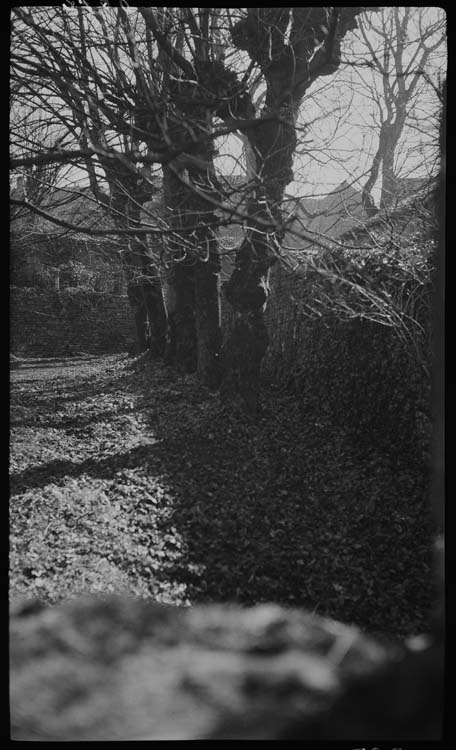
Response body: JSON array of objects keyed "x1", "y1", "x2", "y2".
[
  {"x1": 10, "y1": 356, "x2": 435, "y2": 637},
  {"x1": 9, "y1": 443, "x2": 165, "y2": 495},
  {"x1": 122, "y1": 363, "x2": 434, "y2": 635}
]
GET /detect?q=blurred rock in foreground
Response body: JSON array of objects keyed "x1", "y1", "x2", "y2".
[{"x1": 10, "y1": 596, "x2": 443, "y2": 741}]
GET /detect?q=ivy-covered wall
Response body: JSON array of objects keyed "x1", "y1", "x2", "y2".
[
  {"x1": 257, "y1": 231, "x2": 433, "y2": 463},
  {"x1": 10, "y1": 287, "x2": 136, "y2": 356}
]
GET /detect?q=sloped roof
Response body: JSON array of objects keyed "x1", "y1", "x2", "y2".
[
  {"x1": 283, "y1": 181, "x2": 367, "y2": 251},
  {"x1": 11, "y1": 174, "x2": 432, "y2": 258},
  {"x1": 282, "y1": 176, "x2": 433, "y2": 255},
  {"x1": 338, "y1": 177, "x2": 435, "y2": 243}
]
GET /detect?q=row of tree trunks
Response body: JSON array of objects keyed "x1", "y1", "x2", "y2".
[
  {"x1": 216, "y1": 8, "x2": 366, "y2": 412},
  {"x1": 134, "y1": 8, "x2": 366, "y2": 405},
  {"x1": 163, "y1": 219, "x2": 222, "y2": 388},
  {"x1": 141, "y1": 269, "x2": 168, "y2": 358},
  {"x1": 121, "y1": 233, "x2": 168, "y2": 357},
  {"x1": 221, "y1": 234, "x2": 274, "y2": 413},
  {"x1": 220, "y1": 108, "x2": 295, "y2": 413},
  {"x1": 194, "y1": 249, "x2": 222, "y2": 390},
  {"x1": 164, "y1": 261, "x2": 197, "y2": 373},
  {"x1": 161, "y1": 116, "x2": 222, "y2": 387}
]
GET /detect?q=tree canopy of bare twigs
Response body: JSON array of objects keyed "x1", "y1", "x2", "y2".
[{"x1": 10, "y1": 6, "x2": 446, "y2": 407}]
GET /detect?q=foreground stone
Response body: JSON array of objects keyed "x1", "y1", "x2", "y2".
[{"x1": 10, "y1": 596, "x2": 442, "y2": 741}]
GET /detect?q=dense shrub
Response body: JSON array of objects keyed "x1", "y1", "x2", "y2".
[
  {"x1": 263, "y1": 230, "x2": 434, "y2": 460},
  {"x1": 10, "y1": 231, "x2": 124, "y2": 292},
  {"x1": 59, "y1": 260, "x2": 99, "y2": 290}
]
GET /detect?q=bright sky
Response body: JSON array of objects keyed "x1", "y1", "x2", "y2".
[
  {"x1": 13, "y1": 7, "x2": 446, "y2": 205},
  {"x1": 214, "y1": 6, "x2": 446, "y2": 201}
]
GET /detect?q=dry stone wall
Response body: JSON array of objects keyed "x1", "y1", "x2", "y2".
[{"x1": 10, "y1": 287, "x2": 136, "y2": 357}]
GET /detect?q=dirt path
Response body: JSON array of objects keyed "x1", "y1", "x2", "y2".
[{"x1": 10, "y1": 354, "x2": 434, "y2": 637}]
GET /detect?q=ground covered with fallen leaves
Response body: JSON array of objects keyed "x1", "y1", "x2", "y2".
[{"x1": 10, "y1": 354, "x2": 435, "y2": 640}]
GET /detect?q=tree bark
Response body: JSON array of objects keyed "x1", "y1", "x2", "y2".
[
  {"x1": 141, "y1": 265, "x2": 168, "y2": 358},
  {"x1": 219, "y1": 105, "x2": 295, "y2": 413},
  {"x1": 126, "y1": 281, "x2": 149, "y2": 354},
  {"x1": 195, "y1": 248, "x2": 222, "y2": 390},
  {"x1": 379, "y1": 119, "x2": 404, "y2": 210},
  {"x1": 144, "y1": 7, "x2": 363, "y2": 399},
  {"x1": 162, "y1": 165, "x2": 197, "y2": 373},
  {"x1": 162, "y1": 137, "x2": 222, "y2": 385},
  {"x1": 218, "y1": 8, "x2": 363, "y2": 412},
  {"x1": 122, "y1": 233, "x2": 168, "y2": 357},
  {"x1": 221, "y1": 228, "x2": 276, "y2": 414},
  {"x1": 188, "y1": 165, "x2": 222, "y2": 389},
  {"x1": 165, "y1": 261, "x2": 197, "y2": 373}
]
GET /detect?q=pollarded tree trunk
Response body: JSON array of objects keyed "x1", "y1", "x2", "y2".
[
  {"x1": 162, "y1": 152, "x2": 222, "y2": 385},
  {"x1": 186, "y1": 162, "x2": 222, "y2": 389},
  {"x1": 122, "y1": 236, "x2": 168, "y2": 357},
  {"x1": 106, "y1": 173, "x2": 168, "y2": 358},
  {"x1": 165, "y1": 235, "x2": 221, "y2": 382},
  {"x1": 194, "y1": 247, "x2": 222, "y2": 390},
  {"x1": 221, "y1": 231, "x2": 275, "y2": 414},
  {"x1": 165, "y1": 261, "x2": 197, "y2": 373},
  {"x1": 141, "y1": 274, "x2": 168, "y2": 358},
  {"x1": 218, "y1": 7, "x2": 363, "y2": 412},
  {"x1": 162, "y1": 165, "x2": 198, "y2": 373},
  {"x1": 122, "y1": 236, "x2": 149, "y2": 355},
  {"x1": 138, "y1": 252, "x2": 168, "y2": 358},
  {"x1": 144, "y1": 7, "x2": 362, "y2": 398},
  {"x1": 220, "y1": 106, "x2": 296, "y2": 413},
  {"x1": 126, "y1": 281, "x2": 148, "y2": 354}
]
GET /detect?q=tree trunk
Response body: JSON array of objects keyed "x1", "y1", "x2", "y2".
[
  {"x1": 380, "y1": 124, "x2": 401, "y2": 210},
  {"x1": 110, "y1": 179, "x2": 168, "y2": 358},
  {"x1": 126, "y1": 285, "x2": 148, "y2": 353},
  {"x1": 363, "y1": 113, "x2": 406, "y2": 214},
  {"x1": 166, "y1": 261, "x2": 197, "y2": 373},
  {"x1": 123, "y1": 239, "x2": 168, "y2": 357},
  {"x1": 162, "y1": 156, "x2": 222, "y2": 384},
  {"x1": 140, "y1": 260, "x2": 168, "y2": 358},
  {"x1": 162, "y1": 165, "x2": 198, "y2": 373},
  {"x1": 221, "y1": 232, "x2": 274, "y2": 413},
  {"x1": 221, "y1": 110, "x2": 294, "y2": 413},
  {"x1": 195, "y1": 247, "x2": 222, "y2": 390}
]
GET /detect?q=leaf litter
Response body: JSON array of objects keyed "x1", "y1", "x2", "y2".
[{"x1": 10, "y1": 353, "x2": 435, "y2": 640}]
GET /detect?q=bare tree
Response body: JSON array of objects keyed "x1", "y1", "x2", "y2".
[
  {"x1": 11, "y1": 6, "x2": 169, "y2": 355},
  {"x1": 140, "y1": 7, "x2": 368, "y2": 410},
  {"x1": 10, "y1": 105, "x2": 70, "y2": 229},
  {"x1": 10, "y1": 6, "x2": 373, "y2": 405},
  {"x1": 354, "y1": 8, "x2": 445, "y2": 215}
]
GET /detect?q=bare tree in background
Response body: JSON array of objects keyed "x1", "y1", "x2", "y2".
[
  {"x1": 354, "y1": 7, "x2": 445, "y2": 215},
  {"x1": 11, "y1": 6, "x2": 169, "y2": 355},
  {"x1": 10, "y1": 105, "x2": 68, "y2": 228}
]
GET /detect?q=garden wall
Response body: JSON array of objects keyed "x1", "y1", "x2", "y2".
[{"x1": 10, "y1": 287, "x2": 136, "y2": 357}]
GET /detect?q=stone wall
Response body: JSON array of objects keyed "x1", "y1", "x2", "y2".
[
  {"x1": 10, "y1": 287, "x2": 136, "y2": 357},
  {"x1": 10, "y1": 595, "x2": 443, "y2": 740}
]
